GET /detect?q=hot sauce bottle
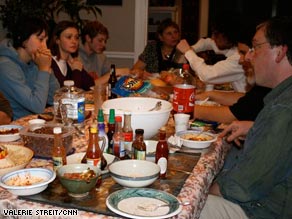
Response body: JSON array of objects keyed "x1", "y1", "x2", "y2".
[
  {"x1": 86, "y1": 125, "x2": 102, "y2": 169},
  {"x1": 155, "y1": 127, "x2": 169, "y2": 179},
  {"x1": 52, "y1": 127, "x2": 67, "y2": 172},
  {"x1": 132, "y1": 129, "x2": 146, "y2": 160},
  {"x1": 113, "y1": 116, "x2": 125, "y2": 159}
]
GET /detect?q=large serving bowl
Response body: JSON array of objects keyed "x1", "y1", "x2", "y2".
[
  {"x1": 57, "y1": 164, "x2": 101, "y2": 198},
  {"x1": 0, "y1": 144, "x2": 34, "y2": 176},
  {"x1": 109, "y1": 159, "x2": 160, "y2": 188},
  {"x1": 176, "y1": 130, "x2": 217, "y2": 149},
  {"x1": 0, "y1": 168, "x2": 56, "y2": 196},
  {"x1": 102, "y1": 97, "x2": 172, "y2": 139}
]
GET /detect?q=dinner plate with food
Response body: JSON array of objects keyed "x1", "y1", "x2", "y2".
[
  {"x1": 0, "y1": 125, "x2": 23, "y2": 142},
  {"x1": 0, "y1": 144, "x2": 34, "y2": 176}
]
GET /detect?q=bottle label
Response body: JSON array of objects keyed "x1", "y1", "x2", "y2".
[
  {"x1": 135, "y1": 150, "x2": 146, "y2": 160},
  {"x1": 61, "y1": 97, "x2": 85, "y2": 123},
  {"x1": 157, "y1": 157, "x2": 167, "y2": 174},
  {"x1": 124, "y1": 132, "x2": 133, "y2": 141},
  {"x1": 52, "y1": 156, "x2": 64, "y2": 171},
  {"x1": 86, "y1": 158, "x2": 101, "y2": 169}
]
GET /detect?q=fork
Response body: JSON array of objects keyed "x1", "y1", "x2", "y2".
[{"x1": 137, "y1": 201, "x2": 190, "y2": 211}]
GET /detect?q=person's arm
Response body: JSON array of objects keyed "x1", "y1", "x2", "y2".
[
  {"x1": 208, "y1": 182, "x2": 222, "y2": 196},
  {"x1": 0, "y1": 93, "x2": 12, "y2": 124},
  {"x1": 194, "y1": 105, "x2": 237, "y2": 124},
  {"x1": 0, "y1": 58, "x2": 52, "y2": 114},
  {"x1": 177, "y1": 40, "x2": 245, "y2": 85},
  {"x1": 196, "y1": 91, "x2": 245, "y2": 106}
]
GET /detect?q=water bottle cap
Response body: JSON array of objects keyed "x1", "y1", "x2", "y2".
[
  {"x1": 64, "y1": 80, "x2": 74, "y2": 87},
  {"x1": 53, "y1": 127, "x2": 62, "y2": 134}
]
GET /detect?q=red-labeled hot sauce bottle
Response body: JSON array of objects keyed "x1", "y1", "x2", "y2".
[{"x1": 155, "y1": 127, "x2": 169, "y2": 179}]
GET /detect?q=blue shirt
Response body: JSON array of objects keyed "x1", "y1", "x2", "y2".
[{"x1": 216, "y1": 76, "x2": 292, "y2": 219}]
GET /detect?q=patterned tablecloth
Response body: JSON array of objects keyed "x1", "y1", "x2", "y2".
[{"x1": 0, "y1": 113, "x2": 229, "y2": 219}]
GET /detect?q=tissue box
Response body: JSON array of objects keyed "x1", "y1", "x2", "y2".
[{"x1": 20, "y1": 124, "x2": 74, "y2": 159}]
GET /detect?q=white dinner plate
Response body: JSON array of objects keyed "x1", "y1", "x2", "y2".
[
  {"x1": 106, "y1": 188, "x2": 182, "y2": 219},
  {"x1": 0, "y1": 125, "x2": 23, "y2": 142},
  {"x1": 66, "y1": 152, "x2": 115, "y2": 174}
]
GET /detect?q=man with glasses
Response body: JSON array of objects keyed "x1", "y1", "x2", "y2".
[{"x1": 199, "y1": 16, "x2": 292, "y2": 219}]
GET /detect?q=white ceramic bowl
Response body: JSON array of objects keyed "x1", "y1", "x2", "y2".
[
  {"x1": 0, "y1": 125, "x2": 23, "y2": 142},
  {"x1": 109, "y1": 159, "x2": 160, "y2": 188},
  {"x1": 0, "y1": 168, "x2": 56, "y2": 196},
  {"x1": 0, "y1": 144, "x2": 34, "y2": 176},
  {"x1": 176, "y1": 130, "x2": 217, "y2": 149},
  {"x1": 102, "y1": 97, "x2": 172, "y2": 139}
]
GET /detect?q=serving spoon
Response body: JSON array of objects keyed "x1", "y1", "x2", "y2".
[
  {"x1": 148, "y1": 101, "x2": 162, "y2": 111},
  {"x1": 138, "y1": 201, "x2": 190, "y2": 211}
]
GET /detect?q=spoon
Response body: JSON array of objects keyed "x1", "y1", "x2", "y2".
[
  {"x1": 138, "y1": 200, "x2": 191, "y2": 211},
  {"x1": 148, "y1": 101, "x2": 162, "y2": 111},
  {"x1": 80, "y1": 167, "x2": 96, "y2": 183}
]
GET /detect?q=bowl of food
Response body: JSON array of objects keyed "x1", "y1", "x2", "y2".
[
  {"x1": 0, "y1": 168, "x2": 56, "y2": 196},
  {"x1": 0, "y1": 144, "x2": 34, "y2": 176},
  {"x1": 176, "y1": 130, "x2": 217, "y2": 149},
  {"x1": 195, "y1": 100, "x2": 220, "y2": 106},
  {"x1": 0, "y1": 125, "x2": 23, "y2": 142},
  {"x1": 109, "y1": 159, "x2": 160, "y2": 188},
  {"x1": 57, "y1": 164, "x2": 101, "y2": 198},
  {"x1": 102, "y1": 97, "x2": 172, "y2": 139}
]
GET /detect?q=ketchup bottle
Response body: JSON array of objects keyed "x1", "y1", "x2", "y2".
[{"x1": 155, "y1": 127, "x2": 169, "y2": 179}]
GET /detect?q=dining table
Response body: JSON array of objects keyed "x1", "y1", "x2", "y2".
[{"x1": 0, "y1": 108, "x2": 230, "y2": 219}]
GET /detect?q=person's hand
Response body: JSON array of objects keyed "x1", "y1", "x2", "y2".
[
  {"x1": 117, "y1": 68, "x2": 130, "y2": 77},
  {"x1": 177, "y1": 39, "x2": 192, "y2": 54},
  {"x1": 68, "y1": 57, "x2": 83, "y2": 71},
  {"x1": 195, "y1": 91, "x2": 213, "y2": 101},
  {"x1": 130, "y1": 69, "x2": 151, "y2": 79},
  {"x1": 32, "y1": 47, "x2": 52, "y2": 73},
  {"x1": 219, "y1": 121, "x2": 254, "y2": 147}
]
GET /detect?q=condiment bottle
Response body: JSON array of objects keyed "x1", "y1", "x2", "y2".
[
  {"x1": 107, "y1": 109, "x2": 115, "y2": 154},
  {"x1": 107, "y1": 64, "x2": 117, "y2": 99},
  {"x1": 97, "y1": 109, "x2": 109, "y2": 153},
  {"x1": 123, "y1": 111, "x2": 133, "y2": 157},
  {"x1": 52, "y1": 127, "x2": 67, "y2": 171},
  {"x1": 85, "y1": 125, "x2": 102, "y2": 169},
  {"x1": 155, "y1": 127, "x2": 169, "y2": 179},
  {"x1": 132, "y1": 129, "x2": 146, "y2": 160},
  {"x1": 113, "y1": 116, "x2": 125, "y2": 159}
]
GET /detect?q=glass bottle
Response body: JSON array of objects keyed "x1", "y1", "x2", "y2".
[
  {"x1": 132, "y1": 129, "x2": 146, "y2": 160},
  {"x1": 123, "y1": 111, "x2": 133, "y2": 157},
  {"x1": 107, "y1": 109, "x2": 115, "y2": 154},
  {"x1": 97, "y1": 109, "x2": 109, "y2": 153},
  {"x1": 52, "y1": 127, "x2": 67, "y2": 171},
  {"x1": 113, "y1": 116, "x2": 125, "y2": 159},
  {"x1": 85, "y1": 125, "x2": 102, "y2": 169},
  {"x1": 107, "y1": 64, "x2": 117, "y2": 99},
  {"x1": 155, "y1": 127, "x2": 169, "y2": 179}
]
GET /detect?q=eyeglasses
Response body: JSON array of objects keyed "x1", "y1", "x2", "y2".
[{"x1": 249, "y1": 42, "x2": 269, "y2": 53}]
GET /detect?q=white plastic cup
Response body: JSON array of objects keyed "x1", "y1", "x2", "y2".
[
  {"x1": 174, "y1": 113, "x2": 190, "y2": 125},
  {"x1": 174, "y1": 113, "x2": 190, "y2": 133}
]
